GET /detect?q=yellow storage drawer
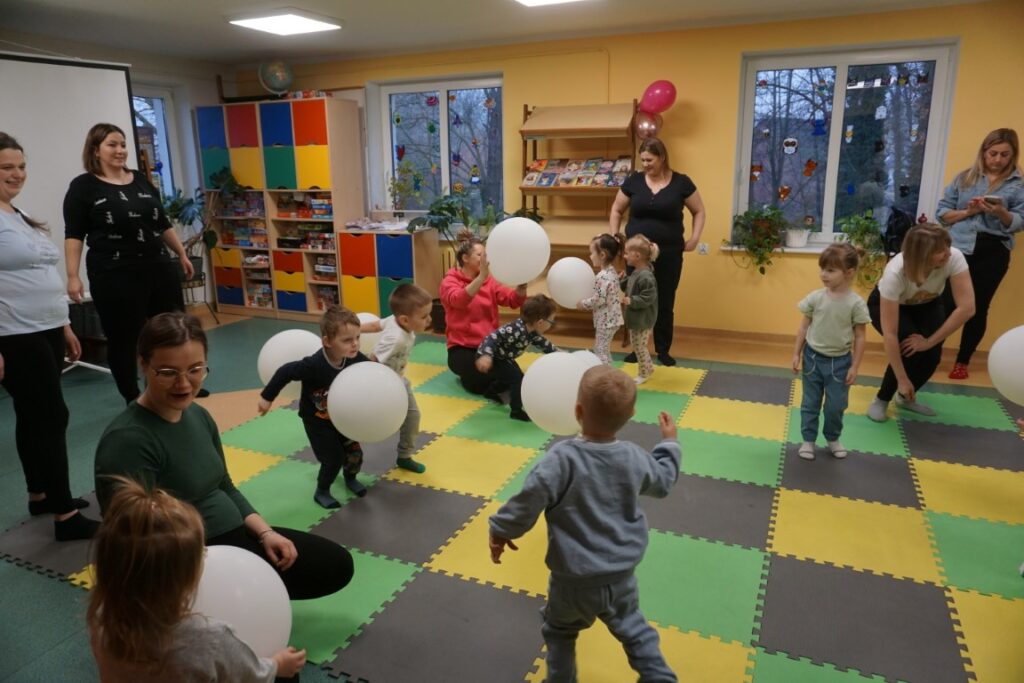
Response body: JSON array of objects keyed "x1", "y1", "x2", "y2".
[
  {"x1": 295, "y1": 145, "x2": 330, "y2": 189},
  {"x1": 273, "y1": 270, "x2": 305, "y2": 292},
  {"x1": 211, "y1": 247, "x2": 242, "y2": 268},
  {"x1": 341, "y1": 275, "x2": 379, "y2": 315},
  {"x1": 228, "y1": 147, "x2": 264, "y2": 189}
]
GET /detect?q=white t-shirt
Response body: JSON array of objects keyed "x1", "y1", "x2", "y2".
[
  {"x1": 373, "y1": 315, "x2": 414, "y2": 376},
  {"x1": 0, "y1": 208, "x2": 69, "y2": 335},
  {"x1": 877, "y1": 248, "x2": 969, "y2": 305}
]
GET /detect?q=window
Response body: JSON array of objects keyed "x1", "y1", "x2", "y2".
[
  {"x1": 133, "y1": 94, "x2": 177, "y2": 196},
  {"x1": 736, "y1": 45, "x2": 955, "y2": 244},
  {"x1": 380, "y1": 78, "x2": 503, "y2": 219}
]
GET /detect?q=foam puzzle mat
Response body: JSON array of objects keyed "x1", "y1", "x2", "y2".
[{"x1": 2, "y1": 331, "x2": 1023, "y2": 682}]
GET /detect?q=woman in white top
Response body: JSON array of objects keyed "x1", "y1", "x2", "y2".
[
  {"x1": 866, "y1": 224, "x2": 975, "y2": 422},
  {"x1": 0, "y1": 132, "x2": 99, "y2": 541}
]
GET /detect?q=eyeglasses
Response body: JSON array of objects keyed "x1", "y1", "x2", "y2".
[
  {"x1": 151, "y1": 364, "x2": 210, "y2": 383},
  {"x1": 542, "y1": 318, "x2": 556, "y2": 327}
]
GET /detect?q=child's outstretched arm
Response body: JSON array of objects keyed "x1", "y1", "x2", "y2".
[
  {"x1": 489, "y1": 534, "x2": 519, "y2": 563},
  {"x1": 272, "y1": 647, "x2": 307, "y2": 679},
  {"x1": 847, "y1": 323, "x2": 867, "y2": 385},
  {"x1": 488, "y1": 455, "x2": 561, "y2": 563},
  {"x1": 257, "y1": 397, "x2": 273, "y2": 416},
  {"x1": 793, "y1": 315, "x2": 811, "y2": 373},
  {"x1": 641, "y1": 412, "x2": 682, "y2": 498},
  {"x1": 361, "y1": 320, "x2": 383, "y2": 334}
]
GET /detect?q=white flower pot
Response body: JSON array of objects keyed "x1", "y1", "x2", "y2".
[{"x1": 785, "y1": 228, "x2": 810, "y2": 248}]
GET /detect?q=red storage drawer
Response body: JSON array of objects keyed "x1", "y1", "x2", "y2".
[
  {"x1": 213, "y1": 266, "x2": 243, "y2": 288},
  {"x1": 225, "y1": 104, "x2": 258, "y2": 148},
  {"x1": 272, "y1": 250, "x2": 304, "y2": 272},
  {"x1": 292, "y1": 100, "x2": 328, "y2": 145},
  {"x1": 338, "y1": 233, "x2": 376, "y2": 277}
]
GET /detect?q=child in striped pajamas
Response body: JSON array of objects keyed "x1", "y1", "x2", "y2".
[{"x1": 579, "y1": 233, "x2": 625, "y2": 365}]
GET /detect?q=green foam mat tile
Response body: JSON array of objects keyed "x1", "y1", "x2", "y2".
[
  {"x1": 290, "y1": 549, "x2": 419, "y2": 663},
  {"x1": 408, "y1": 340, "x2": 450, "y2": 366},
  {"x1": 237, "y1": 459, "x2": 368, "y2": 530},
  {"x1": 414, "y1": 371, "x2": 477, "y2": 399},
  {"x1": 750, "y1": 649, "x2": 887, "y2": 682},
  {"x1": 788, "y1": 410, "x2": 908, "y2": 458},
  {"x1": 446, "y1": 403, "x2": 553, "y2": 449},
  {"x1": 898, "y1": 392, "x2": 1016, "y2": 431},
  {"x1": 928, "y1": 511, "x2": 1024, "y2": 600},
  {"x1": 636, "y1": 530, "x2": 767, "y2": 644},
  {"x1": 678, "y1": 429, "x2": 783, "y2": 487},
  {"x1": 492, "y1": 449, "x2": 546, "y2": 503},
  {"x1": 2, "y1": 627, "x2": 97, "y2": 683},
  {"x1": 633, "y1": 390, "x2": 691, "y2": 425},
  {"x1": 221, "y1": 408, "x2": 310, "y2": 456}
]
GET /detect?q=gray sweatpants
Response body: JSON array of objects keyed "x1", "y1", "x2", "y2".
[
  {"x1": 397, "y1": 377, "x2": 420, "y2": 459},
  {"x1": 542, "y1": 573, "x2": 676, "y2": 683}
]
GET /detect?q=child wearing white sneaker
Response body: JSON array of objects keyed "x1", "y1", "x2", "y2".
[
  {"x1": 620, "y1": 235, "x2": 659, "y2": 384},
  {"x1": 792, "y1": 243, "x2": 871, "y2": 460}
]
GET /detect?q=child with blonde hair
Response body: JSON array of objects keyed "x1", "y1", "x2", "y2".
[
  {"x1": 578, "y1": 233, "x2": 625, "y2": 364},
  {"x1": 620, "y1": 234, "x2": 660, "y2": 384},
  {"x1": 88, "y1": 476, "x2": 305, "y2": 682},
  {"x1": 792, "y1": 242, "x2": 871, "y2": 460}
]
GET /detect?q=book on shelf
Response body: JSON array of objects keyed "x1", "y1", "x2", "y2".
[
  {"x1": 527, "y1": 159, "x2": 549, "y2": 173},
  {"x1": 564, "y1": 159, "x2": 585, "y2": 173},
  {"x1": 521, "y1": 171, "x2": 541, "y2": 186},
  {"x1": 608, "y1": 172, "x2": 628, "y2": 188},
  {"x1": 557, "y1": 171, "x2": 578, "y2": 186},
  {"x1": 536, "y1": 172, "x2": 558, "y2": 187},
  {"x1": 592, "y1": 172, "x2": 611, "y2": 187},
  {"x1": 545, "y1": 158, "x2": 567, "y2": 173},
  {"x1": 574, "y1": 171, "x2": 595, "y2": 186},
  {"x1": 581, "y1": 158, "x2": 602, "y2": 172},
  {"x1": 612, "y1": 156, "x2": 633, "y2": 173},
  {"x1": 598, "y1": 159, "x2": 615, "y2": 173}
]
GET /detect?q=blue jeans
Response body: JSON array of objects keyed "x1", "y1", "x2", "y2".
[{"x1": 800, "y1": 345, "x2": 852, "y2": 443}]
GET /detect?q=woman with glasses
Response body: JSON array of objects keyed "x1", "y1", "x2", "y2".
[
  {"x1": 0, "y1": 132, "x2": 99, "y2": 541},
  {"x1": 94, "y1": 312, "x2": 354, "y2": 600}
]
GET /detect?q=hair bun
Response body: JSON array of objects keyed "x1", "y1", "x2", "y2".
[{"x1": 456, "y1": 228, "x2": 475, "y2": 244}]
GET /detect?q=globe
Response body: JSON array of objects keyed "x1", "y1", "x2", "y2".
[{"x1": 258, "y1": 60, "x2": 294, "y2": 95}]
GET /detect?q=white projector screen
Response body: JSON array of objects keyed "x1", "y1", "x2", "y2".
[{"x1": 0, "y1": 51, "x2": 137, "y2": 291}]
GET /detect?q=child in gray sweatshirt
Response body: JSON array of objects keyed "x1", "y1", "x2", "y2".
[{"x1": 489, "y1": 365, "x2": 681, "y2": 683}]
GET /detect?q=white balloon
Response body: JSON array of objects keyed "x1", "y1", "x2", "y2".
[
  {"x1": 521, "y1": 352, "x2": 588, "y2": 435},
  {"x1": 257, "y1": 330, "x2": 322, "y2": 401},
  {"x1": 572, "y1": 350, "x2": 603, "y2": 369},
  {"x1": 988, "y1": 326, "x2": 1024, "y2": 406},
  {"x1": 486, "y1": 217, "x2": 551, "y2": 286},
  {"x1": 328, "y1": 362, "x2": 408, "y2": 442},
  {"x1": 357, "y1": 312, "x2": 382, "y2": 356},
  {"x1": 193, "y1": 546, "x2": 291, "y2": 658},
  {"x1": 547, "y1": 257, "x2": 596, "y2": 309}
]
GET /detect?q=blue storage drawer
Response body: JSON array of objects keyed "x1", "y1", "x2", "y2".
[
  {"x1": 375, "y1": 234, "x2": 414, "y2": 279},
  {"x1": 216, "y1": 285, "x2": 244, "y2": 306},
  {"x1": 259, "y1": 102, "x2": 293, "y2": 146},
  {"x1": 276, "y1": 290, "x2": 308, "y2": 312},
  {"x1": 196, "y1": 107, "x2": 227, "y2": 149}
]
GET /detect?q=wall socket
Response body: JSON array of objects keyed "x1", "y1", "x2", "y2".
[{"x1": 697, "y1": 242, "x2": 709, "y2": 255}]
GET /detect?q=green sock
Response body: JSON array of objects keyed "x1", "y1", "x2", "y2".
[{"x1": 396, "y1": 457, "x2": 426, "y2": 473}]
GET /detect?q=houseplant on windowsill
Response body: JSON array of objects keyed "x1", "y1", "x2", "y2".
[
  {"x1": 837, "y1": 212, "x2": 886, "y2": 289},
  {"x1": 729, "y1": 205, "x2": 788, "y2": 275}
]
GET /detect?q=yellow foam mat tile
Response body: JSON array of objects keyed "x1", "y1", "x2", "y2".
[
  {"x1": 196, "y1": 388, "x2": 267, "y2": 432},
  {"x1": 912, "y1": 459, "x2": 1024, "y2": 525},
  {"x1": 949, "y1": 588, "x2": 1024, "y2": 683},
  {"x1": 632, "y1": 366, "x2": 705, "y2": 395},
  {"x1": 415, "y1": 393, "x2": 486, "y2": 434},
  {"x1": 224, "y1": 446, "x2": 283, "y2": 484},
  {"x1": 517, "y1": 352, "x2": 546, "y2": 374},
  {"x1": 385, "y1": 435, "x2": 538, "y2": 498},
  {"x1": 524, "y1": 622, "x2": 753, "y2": 683},
  {"x1": 791, "y1": 383, "x2": 881, "y2": 415},
  {"x1": 405, "y1": 361, "x2": 446, "y2": 388},
  {"x1": 67, "y1": 564, "x2": 95, "y2": 590},
  {"x1": 679, "y1": 396, "x2": 788, "y2": 442},
  {"x1": 428, "y1": 500, "x2": 549, "y2": 597},
  {"x1": 770, "y1": 488, "x2": 943, "y2": 584}
]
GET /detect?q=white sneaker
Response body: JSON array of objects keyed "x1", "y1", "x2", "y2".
[
  {"x1": 798, "y1": 442, "x2": 815, "y2": 460},
  {"x1": 867, "y1": 399, "x2": 889, "y2": 423},
  {"x1": 634, "y1": 376, "x2": 648, "y2": 385},
  {"x1": 827, "y1": 440, "x2": 848, "y2": 459},
  {"x1": 895, "y1": 393, "x2": 937, "y2": 416}
]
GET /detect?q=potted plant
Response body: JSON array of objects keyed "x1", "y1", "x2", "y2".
[
  {"x1": 785, "y1": 214, "x2": 816, "y2": 248},
  {"x1": 387, "y1": 159, "x2": 423, "y2": 219},
  {"x1": 837, "y1": 212, "x2": 886, "y2": 289},
  {"x1": 729, "y1": 205, "x2": 787, "y2": 274}
]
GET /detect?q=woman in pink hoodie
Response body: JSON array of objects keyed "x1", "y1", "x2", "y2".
[{"x1": 439, "y1": 229, "x2": 527, "y2": 397}]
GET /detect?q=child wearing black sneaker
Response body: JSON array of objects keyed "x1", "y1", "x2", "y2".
[
  {"x1": 474, "y1": 294, "x2": 559, "y2": 422},
  {"x1": 258, "y1": 306, "x2": 371, "y2": 506}
]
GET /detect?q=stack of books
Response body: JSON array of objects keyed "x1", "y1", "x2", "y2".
[{"x1": 521, "y1": 156, "x2": 633, "y2": 188}]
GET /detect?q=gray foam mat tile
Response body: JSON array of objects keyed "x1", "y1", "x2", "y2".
[
  {"x1": 757, "y1": 555, "x2": 969, "y2": 683},
  {"x1": 323, "y1": 569, "x2": 544, "y2": 683},
  {"x1": 292, "y1": 431, "x2": 440, "y2": 477},
  {"x1": 695, "y1": 370, "x2": 793, "y2": 406},
  {"x1": 0, "y1": 492, "x2": 99, "y2": 578},
  {"x1": 998, "y1": 398, "x2": 1024, "y2": 423},
  {"x1": 616, "y1": 420, "x2": 675, "y2": 454},
  {"x1": 308, "y1": 480, "x2": 486, "y2": 564},
  {"x1": 645, "y1": 474, "x2": 774, "y2": 549},
  {"x1": 780, "y1": 444, "x2": 921, "y2": 508},
  {"x1": 901, "y1": 420, "x2": 1024, "y2": 471}
]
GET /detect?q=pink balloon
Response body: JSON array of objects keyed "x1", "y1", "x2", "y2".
[
  {"x1": 635, "y1": 111, "x2": 663, "y2": 140},
  {"x1": 640, "y1": 80, "x2": 677, "y2": 115}
]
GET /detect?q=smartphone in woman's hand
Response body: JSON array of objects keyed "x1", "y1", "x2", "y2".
[{"x1": 983, "y1": 195, "x2": 1004, "y2": 205}]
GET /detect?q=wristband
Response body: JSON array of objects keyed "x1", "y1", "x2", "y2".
[{"x1": 258, "y1": 529, "x2": 275, "y2": 542}]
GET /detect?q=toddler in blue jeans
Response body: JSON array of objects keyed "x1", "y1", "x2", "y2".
[{"x1": 792, "y1": 243, "x2": 871, "y2": 460}]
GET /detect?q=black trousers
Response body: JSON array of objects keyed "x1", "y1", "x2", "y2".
[
  {"x1": 868, "y1": 288, "x2": 946, "y2": 402},
  {"x1": 448, "y1": 345, "x2": 502, "y2": 395},
  {"x1": 651, "y1": 245, "x2": 683, "y2": 355},
  {"x1": 206, "y1": 525, "x2": 354, "y2": 601},
  {"x1": 88, "y1": 260, "x2": 184, "y2": 403},
  {"x1": 303, "y1": 417, "x2": 363, "y2": 488},
  {"x1": 942, "y1": 234, "x2": 1011, "y2": 365},
  {"x1": 490, "y1": 359, "x2": 525, "y2": 411},
  {"x1": 0, "y1": 327, "x2": 75, "y2": 513}
]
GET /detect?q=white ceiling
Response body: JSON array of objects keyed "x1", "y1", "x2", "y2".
[{"x1": 3, "y1": 0, "x2": 975, "y2": 66}]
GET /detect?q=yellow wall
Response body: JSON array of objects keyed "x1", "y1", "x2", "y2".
[{"x1": 238, "y1": 0, "x2": 1024, "y2": 349}]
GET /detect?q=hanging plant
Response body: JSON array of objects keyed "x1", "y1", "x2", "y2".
[
  {"x1": 728, "y1": 205, "x2": 788, "y2": 275},
  {"x1": 837, "y1": 212, "x2": 886, "y2": 289}
]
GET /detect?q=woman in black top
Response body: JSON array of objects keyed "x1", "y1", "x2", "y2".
[
  {"x1": 64, "y1": 123, "x2": 194, "y2": 403},
  {"x1": 609, "y1": 137, "x2": 706, "y2": 366}
]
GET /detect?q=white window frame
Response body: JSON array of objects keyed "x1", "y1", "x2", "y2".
[
  {"x1": 375, "y1": 75, "x2": 502, "y2": 211},
  {"x1": 132, "y1": 84, "x2": 185, "y2": 196},
  {"x1": 735, "y1": 43, "x2": 958, "y2": 246}
]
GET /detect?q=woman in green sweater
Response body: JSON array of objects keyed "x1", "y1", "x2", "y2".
[{"x1": 95, "y1": 312, "x2": 353, "y2": 600}]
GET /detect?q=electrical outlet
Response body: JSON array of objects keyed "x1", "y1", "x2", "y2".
[{"x1": 697, "y1": 242, "x2": 709, "y2": 255}]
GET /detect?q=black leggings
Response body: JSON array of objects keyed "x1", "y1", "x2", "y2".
[
  {"x1": 448, "y1": 345, "x2": 498, "y2": 395},
  {"x1": 942, "y1": 234, "x2": 1010, "y2": 365},
  {"x1": 303, "y1": 417, "x2": 363, "y2": 488},
  {"x1": 651, "y1": 245, "x2": 683, "y2": 355},
  {"x1": 206, "y1": 525, "x2": 354, "y2": 601},
  {"x1": 0, "y1": 327, "x2": 75, "y2": 513},
  {"x1": 868, "y1": 288, "x2": 946, "y2": 402},
  {"x1": 88, "y1": 260, "x2": 184, "y2": 403}
]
